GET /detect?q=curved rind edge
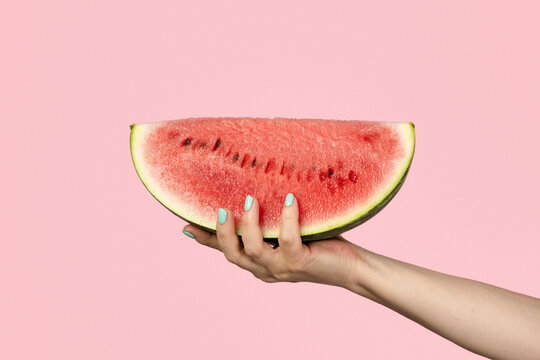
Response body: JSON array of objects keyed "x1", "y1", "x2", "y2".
[
  {"x1": 303, "y1": 121, "x2": 416, "y2": 240},
  {"x1": 130, "y1": 121, "x2": 416, "y2": 242}
]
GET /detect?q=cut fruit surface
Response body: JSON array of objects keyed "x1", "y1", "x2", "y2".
[{"x1": 130, "y1": 117, "x2": 415, "y2": 240}]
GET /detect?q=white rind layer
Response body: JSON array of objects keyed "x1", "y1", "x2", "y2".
[
  {"x1": 130, "y1": 121, "x2": 415, "y2": 238},
  {"x1": 130, "y1": 123, "x2": 216, "y2": 230}
]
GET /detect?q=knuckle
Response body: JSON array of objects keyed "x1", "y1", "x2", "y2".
[
  {"x1": 215, "y1": 229, "x2": 225, "y2": 242},
  {"x1": 273, "y1": 269, "x2": 291, "y2": 282},
  {"x1": 216, "y1": 231, "x2": 232, "y2": 247},
  {"x1": 278, "y1": 234, "x2": 291, "y2": 244},
  {"x1": 278, "y1": 232, "x2": 298, "y2": 245},
  {"x1": 244, "y1": 245, "x2": 262, "y2": 258},
  {"x1": 195, "y1": 236, "x2": 211, "y2": 246},
  {"x1": 270, "y1": 262, "x2": 302, "y2": 282},
  {"x1": 224, "y1": 252, "x2": 238, "y2": 264},
  {"x1": 288, "y1": 262, "x2": 303, "y2": 275},
  {"x1": 281, "y1": 210, "x2": 297, "y2": 221},
  {"x1": 241, "y1": 213, "x2": 254, "y2": 227}
]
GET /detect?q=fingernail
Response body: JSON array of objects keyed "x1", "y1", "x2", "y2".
[
  {"x1": 244, "y1": 195, "x2": 253, "y2": 211},
  {"x1": 285, "y1": 193, "x2": 294, "y2": 207},
  {"x1": 182, "y1": 230, "x2": 195, "y2": 239},
  {"x1": 218, "y1": 208, "x2": 227, "y2": 224}
]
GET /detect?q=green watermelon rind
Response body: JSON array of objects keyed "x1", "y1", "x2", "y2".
[{"x1": 130, "y1": 121, "x2": 415, "y2": 242}]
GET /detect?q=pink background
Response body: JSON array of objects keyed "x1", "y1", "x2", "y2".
[{"x1": 2, "y1": 1, "x2": 539, "y2": 359}]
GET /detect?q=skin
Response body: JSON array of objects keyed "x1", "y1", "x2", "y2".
[{"x1": 183, "y1": 195, "x2": 540, "y2": 360}]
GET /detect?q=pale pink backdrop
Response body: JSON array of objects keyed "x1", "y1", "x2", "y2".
[{"x1": 1, "y1": 1, "x2": 539, "y2": 359}]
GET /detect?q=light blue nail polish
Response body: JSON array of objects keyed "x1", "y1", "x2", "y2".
[
  {"x1": 244, "y1": 195, "x2": 253, "y2": 211},
  {"x1": 182, "y1": 230, "x2": 195, "y2": 239},
  {"x1": 285, "y1": 193, "x2": 294, "y2": 207},
  {"x1": 218, "y1": 208, "x2": 227, "y2": 224}
]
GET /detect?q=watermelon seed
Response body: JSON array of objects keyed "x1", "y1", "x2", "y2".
[
  {"x1": 328, "y1": 168, "x2": 334, "y2": 177},
  {"x1": 280, "y1": 162, "x2": 286, "y2": 175},
  {"x1": 240, "y1": 155, "x2": 249, "y2": 168},
  {"x1": 265, "y1": 159, "x2": 275, "y2": 173},
  {"x1": 251, "y1": 158, "x2": 257, "y2": 168},
  {"x1": 200, "y1": 142, "x2": 206, "y2": 148},
  {"x1": 213, "y1": 139, "x2": 221, "y2": 151},
  {"x1": 233, "y1": 153, "x2": 239, "y2": 162},
  {"x1": 182, "y1": 138, "x2": 192, "y2": 146},
  {"x1": 348, "y1": 170, "x2": 358, "y2": 183}
]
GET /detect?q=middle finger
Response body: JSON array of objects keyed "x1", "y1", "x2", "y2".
[{"x1": 241, "y1": 195, "x2": 273, "y2": 266}]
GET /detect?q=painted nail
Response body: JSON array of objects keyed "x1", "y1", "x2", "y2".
[
  {"x1": 285, "y1": 193, "x2": 294, "y2": 207},
  {"x1": 182, "y1": 230, "x2": 195, "y2": 239},
  {"x1": 244, "y1": 195, "x2": 253, "y2": 211},
  {"x1": 218, "y1": 208, "x2": 227, "y2": 224}
]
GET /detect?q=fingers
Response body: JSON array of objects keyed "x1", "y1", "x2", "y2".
[
  {"x1": 184, "y1": 194, "x2": 306, "y2": 284},
  {"x1": 241, "y1": 195, "x2": 273, "y2": 265},
  {"x1": 215, "y1": 208, "x2": 243, "y2": 262},
  {"x1": 278, "y1": 193, "x2": 303, "y2": 259},
  {"x1": 216, "y1": 207, "x2": 264, "y2": 272},
  {"x1": 182, "y1": 225, "x2": 220, "y2": 250}
]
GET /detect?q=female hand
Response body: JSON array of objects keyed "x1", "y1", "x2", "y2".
[
  {"x1": 182, "y1": 193, "x2": 366, "y2": 290},
  {"x1": 182, "y1": 193, "x2": 540, "y2": 359}
]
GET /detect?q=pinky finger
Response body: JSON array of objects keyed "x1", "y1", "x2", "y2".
[{"x1": 183, "y1": 225, "x2": 220, "y2": 250}]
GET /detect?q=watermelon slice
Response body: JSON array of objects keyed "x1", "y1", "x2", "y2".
[{"x1": 130, "y1": 117, "x2": 415, "y2": 240}]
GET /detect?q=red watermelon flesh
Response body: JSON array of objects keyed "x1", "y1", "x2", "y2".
[{"x1": 130, "y1": 117, "x2": 415, "y2": 240}]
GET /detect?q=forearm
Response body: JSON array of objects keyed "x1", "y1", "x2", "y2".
[{"x1": 348, "y1": 246, "x2": 540, "y2": 360}]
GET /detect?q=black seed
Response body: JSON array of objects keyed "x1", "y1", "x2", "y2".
[
  {"x1": 328, "y1": 168, "x2": 334, "y2": 177},
  {"x1": 183, "y1": 138, "x2": 192, "y2": 146},
  {"x1": 251, "y1": 159, "x2": 257, "y2": 167},
  {"x1": 240, "y1": 155, "x2": 248, "y2": 168},
  {"x1": 213, "y1": 139, "x2": 221, "y2": 151},
  {"x1": 233, "y1": 153, "x2": 239, "y2": 161},
  {"x1": 265, "y1": 160, "x2": 274, "y2": 173}
]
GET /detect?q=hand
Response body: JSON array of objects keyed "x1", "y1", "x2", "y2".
[
  {"x1": 183, "y1": 194, "x2": 540, "y2": 360},
  {"x1": 183, "y1": 194, "x2": 364, "y2": 289}
]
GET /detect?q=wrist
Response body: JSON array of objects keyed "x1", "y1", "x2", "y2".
[{"x1": 344, "y1": 245, "x2": 386, "y2": 303}]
